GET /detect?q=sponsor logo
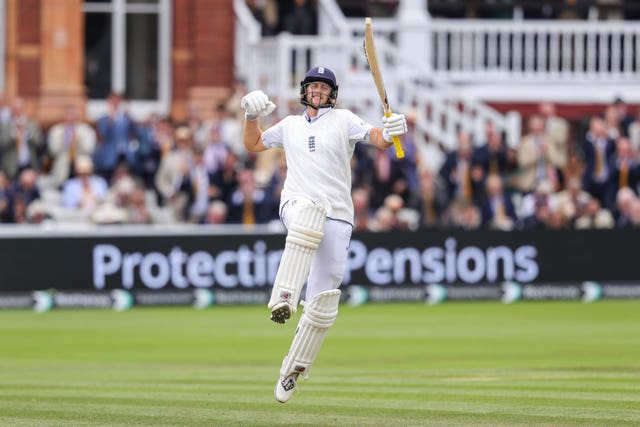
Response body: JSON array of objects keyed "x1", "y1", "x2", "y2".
[{"x1": 92, "y1": 237, "x2": 539, "y2": 290}]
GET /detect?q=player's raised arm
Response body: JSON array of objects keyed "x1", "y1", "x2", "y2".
[
  {"x1": 240, "y1": 90, "x2": 276, "y2": 152},
  {"x1": 369, "y1": 112, "x2": 408, "y2": 150}
]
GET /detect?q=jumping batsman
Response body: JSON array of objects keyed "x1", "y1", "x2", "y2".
[{"x1": 241, "y1": 66, "x2": 408, "y2": 403}]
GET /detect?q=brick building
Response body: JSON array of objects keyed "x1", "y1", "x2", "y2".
[{"x1": 0, "y1": 0, "x2": 235, "y2": 126}]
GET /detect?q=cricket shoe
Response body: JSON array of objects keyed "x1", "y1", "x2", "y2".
[
  {"x1": 274, "y1": 373, "x2": 299, "y2": 403},
  {"x1": 270, "y1": 301, "x2": 293, "y2": 324}
]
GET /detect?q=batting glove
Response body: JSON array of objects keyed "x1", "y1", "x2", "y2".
[
  {"x1": 241, "y1": 90, "x2": 276, "y2": 121},
  {"x1": 382, "y1": 113, "x2": 408, "y2": 142}
]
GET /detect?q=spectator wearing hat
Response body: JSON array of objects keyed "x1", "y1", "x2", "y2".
[{"x1": 62, "y1": 155, "x2": 109, "y2": 213}]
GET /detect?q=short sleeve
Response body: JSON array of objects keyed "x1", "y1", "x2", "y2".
[
  {"x1": 262, "y1": 120, "x2": 284, "y2": 149},
  {"x1": 346, "y1": 110, "x2": 374, "y2": 143}
]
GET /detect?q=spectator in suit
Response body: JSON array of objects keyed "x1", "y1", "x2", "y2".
[
  {"x1": 415, "y1": 168, "x2": 448, "y2": 229},
  {"x1": 605, "y1": 136, "x2": 640, "y2": 209},
  {"x1": 0, "y1": 98, "x2": 43, "y2": 180},
  {"x1": 9, "y1": 168, "x2": 41, "y2": 223},
  {"x1": 581, "y1": 116, "x2": 616, "y2": 207},
  {"x1": 612, "y1": 97, "x2": 635, "y2": 137},
  {"x1": 478, "y1": 173, "x2": 518, "y2": 230},
  {"x1": 517, "y1": 114, "x2": 566, "y2": 194},
  {"x1": 181, "y1": 143, "x2": 214, "y2": 223},
  {"x1": 226, "y1": 168, "x2": 273, "y2": 225},
  {"x1": 94, "y1": 92, "x2": 140, "y2": 181},
  {"x1": 472, "y1": 122, "x2": 513, "y2": 189},
  {"x1": 47, "y1": 105, "x2": 97, "y2": 188},
  {"x1": 62, "y1": 156, "x2": 109, "y2": 213},
  {"x1": 440, "y1": 130, "x2": 481, "y2": 203}
]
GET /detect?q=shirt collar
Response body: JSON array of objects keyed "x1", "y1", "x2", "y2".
[{"x1": 304, "y1": 107, "x2": 332, "y2": 123}]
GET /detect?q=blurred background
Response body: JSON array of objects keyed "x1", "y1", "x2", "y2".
[{"x1": 1, "y1": 0, "x2": 640, "y2": 309}]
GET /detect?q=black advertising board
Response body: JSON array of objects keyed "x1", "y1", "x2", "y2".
[{"x1": 0, "y1": 229, "x2": 637, "y2": 293}]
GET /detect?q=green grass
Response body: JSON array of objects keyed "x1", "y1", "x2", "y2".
[{"x1": 0, "y1": 300, "x2": 639, "y2": 426}]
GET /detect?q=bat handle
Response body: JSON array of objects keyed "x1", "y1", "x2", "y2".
[{"x1": 384, "y1": 110, "x2": 405, "y2": 159}]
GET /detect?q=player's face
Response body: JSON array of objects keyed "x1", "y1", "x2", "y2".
[{"x1": 305, "y1": 82, "x2": 331, "y2": 107}]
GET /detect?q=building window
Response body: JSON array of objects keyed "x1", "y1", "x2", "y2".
[{"x1": 84, "y1": 0, "x2": 171, "y2": 120}]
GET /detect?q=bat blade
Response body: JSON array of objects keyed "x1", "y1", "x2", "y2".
[{"x1": 363, "y1": 17, "x2": 405, "y2": 159}]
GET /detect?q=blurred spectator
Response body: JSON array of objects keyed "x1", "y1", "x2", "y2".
[
  {"x1": 181, "y1": 142, "x2": 214, "y2": 223},
  {"x1": 47, "y1": 105, "x2": 97, "y2": 188},
  {"x1": 614, "y1": 186, "x2": 636, "y2": 228},
  {"x1": 202, "y1": 115, "x2": 231, "y2": 178},
  {"x1": 574, "y1": 198, "x2": 614, "y2": 230},
  {"x1": 204, "y1": 199, "x2": 229, "y2": 225},
  {"x1": 154, "y1": 126, "x2": 193, "y2": 221},
  {"x1": 205, "y1": 103, "x2": 243, "y2": 161},
  {"x1": 603, "y1": 104, "x2": 622, "y2": 142},
  {"x1": 472, "y1": 121, "x2": 514, "y2": 189},
  {"x1": 0, "y1": 169, "x2": 12, "y2": 222},
  {"x1": 478, "y1": 173, "x2": 517, "y2": 230},
  {"x1": 246, "y1": 0, "x2": 279, "y2": 36},
  {"x1": 370, "y1": 205, "x2": 396, "y2": 232},
  {"x1": 94, "y1": 92, "x2": 140, "y2": 181},
  {"x1": 25, "y1": 199, "x2": 52, "y2": 224},
  {"x1": 10, "y1": 169, "x2": 41, "y2": 223},
  {"x1": 539, "y1": 101, "x2": 569, "y2": 166},
  {"x1": 520, "y1": 180, "x2": 555, "y2": 229},
  {"x1": 554, "y1": 177, "x2": 592, "y2": 221},
  {"x1": 581, "y1": 116, "x2": 615, "y2": 207},
  {"x1": 136, "y1": 113, "x2": 168, "y2": 189},
  {"x1": 90, "y1": 202, "x2": 127, "y2": 225},
  {"x1": 446, "y1": 200, "x2": 482, "y2": 230},
  {"x1": 517, "y1": 114, "x2": 565, "y2": 194},
  {"x1": 226, "y1": 168, "x2": 273, "y2": 225},
  {"x1": 605, "y1": 136, "x2": 640, "y2": 209},
  {"x1": 226, "y1": 78, "x2": 249, "y2": 121},
  {"x1": 283, "y1": 0, "x2": 316, "y2": 35},
  {"x1": 440, "y1": 130, "x2": 480, "y2": 203},
  {"x1": 612, "y1": 96, "x2": 635, "y2": 137},
  {"x1": 0, "y1": 98, "x2": 44, "y2": 180},
  {"x1": 628, "y1": 106, "x2": 640, "y2": 156},
  {"x1": 0, "y1": 91, "x2": 10, "y2": 124},
  {"x1": 352, "y1": 186, "x2": 373, "y2": 231},
  {"x1": 62, "y1": 156, "x2": 109, "y2": 213},
  {"x1": 415, "y1": 168, "x2": 448, "y2": 229}
]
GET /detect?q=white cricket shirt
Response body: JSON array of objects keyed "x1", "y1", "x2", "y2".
[{"x1": 262, "y1": 108, "x2": 373, "y2": 224}]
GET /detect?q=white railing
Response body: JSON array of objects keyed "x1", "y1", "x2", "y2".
[
  {"x1": 428, "y1": 20, "x2": 640, "y2": 83},
  {"x1": 233, "y1": 0, "x2": 521, "y2": 150}
]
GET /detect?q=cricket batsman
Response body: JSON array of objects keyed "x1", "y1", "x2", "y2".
[{"x1": 241, "y1": 66, "x2": 408, "y2": 403}]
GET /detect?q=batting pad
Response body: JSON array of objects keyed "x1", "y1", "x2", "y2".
[
  {"x1": 268, "y1": 204, "x2": 326, "y2": 313},
  {"x1": 280, "y1": 289, "x2": 341, "y2": 380}
]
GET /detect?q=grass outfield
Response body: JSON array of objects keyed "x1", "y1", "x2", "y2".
[{"x1": 0, "y1": 300, "x2": 639, "y2": 426}]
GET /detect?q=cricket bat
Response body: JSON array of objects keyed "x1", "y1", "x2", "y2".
[{"x1": 363, "y1": 17, "x2": 405, "y2": 159}]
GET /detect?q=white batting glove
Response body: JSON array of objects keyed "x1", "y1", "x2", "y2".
[
  {"x1": 382, "y1": 113, "x2": 408, "y2": 142},
  {"x1": 241, "y1": 90, "x2": 276, "y2": 121}
]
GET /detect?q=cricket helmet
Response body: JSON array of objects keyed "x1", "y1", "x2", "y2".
[{"x1": 300, "y1": 66, "x2": 339, "y2": 109}]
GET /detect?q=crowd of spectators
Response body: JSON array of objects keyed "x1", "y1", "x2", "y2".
[{"x1": 1, "y1": 84, "x2": 640, "y2": 231}]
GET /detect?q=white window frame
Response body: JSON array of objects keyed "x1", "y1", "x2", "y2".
[
  {"x1": 84, "y1": 0, "x2": 172, "y2": 121},
  {"x1": 0, "y1": 0, "x2": 5, "y2": 91}
]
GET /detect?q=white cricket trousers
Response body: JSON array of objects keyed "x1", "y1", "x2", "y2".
[{"x1": 280, "y1": 198, "x2": 352, "y2": 301}]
